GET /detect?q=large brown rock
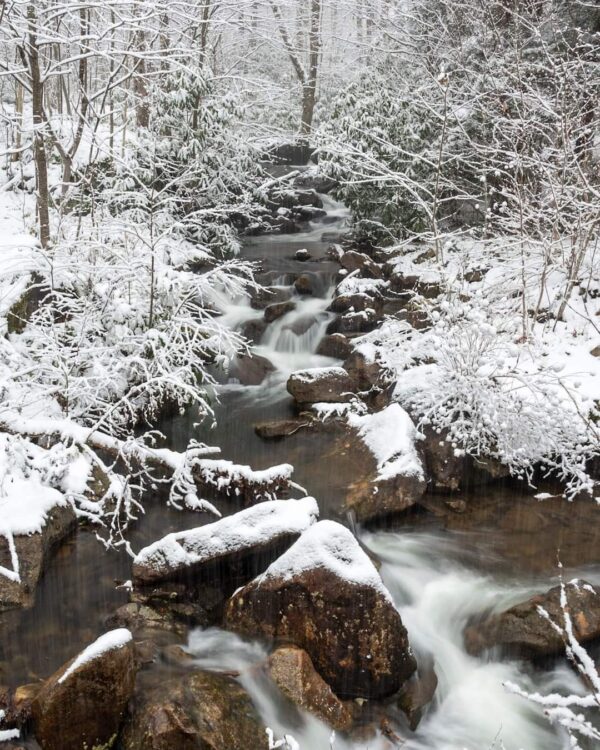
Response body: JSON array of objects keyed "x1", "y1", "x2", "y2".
[
  {"x1": 287, "y1": 366, "x2": 356, "y2": 405},
  {"x1": 224, "y1": 520, "x2": 416, "y2": 699},
  {"x1": 316, "y1": 334, "x2": 352, "y2": 360},
  {"x1": 343, "y1": 350, "x2": 388, "y2": 391},
  {"x1": 32, "y1": 629, "x2": 136, "y2": 750},
  {"x1": 464, "y1": 580, "x2": 600, "y2": 658},
  {"x1": 264, "y1": 301, "x2": 296, "y2": 323},
  {"x1": 120, "y1": 670, "x2": 267, "y2": 750},
  {"x1": 0, "y1": 503, "x2": 77, "y2": 634},
  {"x1": 340, "y1": 251, "x2": 383, "y2": 279},
  {"x1": 229, "y1": 353, "x2": 274, "y2": 386},
  {"x1": 268, "y1": 646, "x2": 354, "y2": 732}
]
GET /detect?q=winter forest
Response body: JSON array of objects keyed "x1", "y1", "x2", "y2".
[{"x1": 0, "y1": 0, "x2": 599, "y2": 748}]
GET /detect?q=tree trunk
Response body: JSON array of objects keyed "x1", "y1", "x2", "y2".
[
  {"x1": 300, "y1": 0, "x2": 321, "y2": 136},
  {"x1": 28, "y1": 5, "x2": 51, "y2": 249}
]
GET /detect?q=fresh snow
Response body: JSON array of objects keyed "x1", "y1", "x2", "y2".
[
  {"x1": 58, "y1": 629, "x2": 132, "y2": 684},
  {"x1": 134, "y1": 497, "x2": 319, "y2": 576},
  {"x1": 348, "y1": 404, "x2": 425, "y2": 481},
  {"x1": 292, "y1": 366, "x2": 350, "y2": 383},
  {"x1": 259, "y1": 520, "x2": 394, "y2": 603}
]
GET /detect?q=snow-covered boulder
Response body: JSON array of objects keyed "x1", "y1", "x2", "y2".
[
  {"x1": 465, "y1": 580, "x2": 600, "y2": 659},
  {"x1": 0, "y1": 483, "x2": 77, "y2": 630},
  {"x1": 133, "y1": 497, "x2": 319, "y2": 585},
  {"x1": 345, "y1": 404, "x2": 427, "y2": 522},
  {"x1": 287, "y1": 366, "x2": 356, "y2": 405},
  {"x1": 224, "y1": 520, "x2": 416, "y2": 699},
  {"x1": 32, "y1": 629, "x2": 136, "y2": 750},
  {"x1": 120, "y1": 669, "x2": 267, "y2": 750}
]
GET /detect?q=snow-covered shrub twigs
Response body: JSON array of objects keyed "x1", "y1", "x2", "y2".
[{"x1": 506, "y1": 577, "x2": 600, "y2": 749}]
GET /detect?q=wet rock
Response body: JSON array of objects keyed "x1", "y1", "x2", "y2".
[
  {"x1": 287, "y1": 366, "x2": 356, "y2": 405},
  {"x1": 295, "y1": 248, "x2": 311, "y2": 261},
  {"x1": 273, "y1": 215, "x2": 303, "y2": 234},
  {"x1": 345, "y1": 405, "x2": 427, "y2": 523},
  {"x1": 293, "y1": 170, "x2": 337, "y2": 194},
  {"x1": 161, "y1": 645, "x2": 195, "y2": 668},
  {"x1": 255, "y1": 417, "x2": 313, "y2": 440},
  {"x1": 343, "y1": 350, "x2": 388, "y2": 391},
  {"x1": 266, "y1": 141, "x2": 314, "y2": 166},
  {"x1": 329, "y1": 292, "x2": 384, "y2": 317},
  {"x1": 269, "y1": 646, "x2": 354, "y2": 732},
  {"x1": 464, "y1": 580, "x2": 600, "y2": 658},
  {"x1": 328, "y1": 308, "x2": 380, "y2": 335},
  {"x1": 229, "y1": 353, "x2": 275, "y2": 386},
  {"x1": 133, "y1": 497, "x2": 318, "y2": 588},
  {"x1": 264, "y1": 301, "x2": 296, "y2": 323},
  {"x1": 239, "y1": 317, "x2": 267, "y2": 345},
  {"x1": 0, "y1": 504, "x2": 77, "y2": 627},
  {"x1": 106, "y1": 602, "x2": 188, "y2": 638},
  {"x1": 250, "y1": 286, "x2": 292, "y2": 310},
  {"x1": 316, "y1": 333, "x2": 353, "y2": 360},
  {"x1": 121, "y1": 669, "x2": 268, "y2": 750},
  {"x1": 422, "y1": 427, "x2": 510, "y2": 493},
  {"x1": 32, "y1": 629, "x2": 136, "y2": 750},
  {"x1": 340, "y1": 251, "x2": 383, "y2": 279},
  {"x1": 224, "y1": 520, "x2": 416, "y2": 699},
  {"x1": 294, "y1": 273, "x2": 316, "y2": 295},
  {"x1": 293, "y1": 205, "x2": 327, "y2": 222},
  {"x1": 11, "y1": 683, "x2": 42, "y2": 727},
  {"x1": 397, "y1": 662, "x2": 438, "y2": 731}
]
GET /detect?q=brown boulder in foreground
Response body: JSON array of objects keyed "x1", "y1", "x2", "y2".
[
  {"x1": 32, "y1": 629, "x2": 136, "y2": 750},
  {"x1": 224, "y1": 520, "x2": 416, "y2": 699}
]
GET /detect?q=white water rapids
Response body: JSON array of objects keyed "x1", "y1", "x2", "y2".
[{"x1": 185, "y1": 196, "x2": 592, "y2": 750}]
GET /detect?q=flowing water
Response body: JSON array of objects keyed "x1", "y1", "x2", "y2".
[{"x1": 4, "y1": 193, "x2": 600, "y2": 750}]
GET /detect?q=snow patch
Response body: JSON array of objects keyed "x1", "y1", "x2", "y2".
[{"x1": 58, "y1": 628, "x2": 132, "y2": 684}]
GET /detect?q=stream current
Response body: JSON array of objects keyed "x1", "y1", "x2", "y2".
[{"x1": 4, "y1": 194, "x2": 600, "y2": 750}]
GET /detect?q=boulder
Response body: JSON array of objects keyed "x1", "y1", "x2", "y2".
[
  {"x1": 32, "y1": 629, "x2": 136, "y2": 750},
  {"x1": 287, "y1": 366, "x2": 356, "y2": 405},
  {"x1": 343, "y1": 350, "x2": 388, "y2": 391},
  {"x1": 105, "y1": 602, "x2": 188, "y2": 638},
  {"x1": 295, "y1": 248, "x2": 311, "y2": 262},
  {"x1": 316, "y1": 333, "x2": 353, "y2": 360},
  {"x1": 250, "y1": 286, "x2": 292, "y2": 310},
  {"x1": 397, "y1": 662, "x2": 438, "y2": 730},
  {"x1": 229, "y1": 353, "x2": 275, "y2": 386},
  {"x1": 464, "y1": 580, "x2": 600, "y2": 658},
  {"x1": 293, "y1": 206, "x2": 327, "y2": 222},
  {"x1": 239, "y1": 317, "x2": 267, "y2": 345},
  {"x1": 294, "y1": 273, "x2": 316, "y2": 295},
  {"x1": 329, "y1": 292, "x2": 384, "y2": 317},
  {"x1": 254, "y1": 418, "x2": 313, "y2": 440},
  {"x1": 0, "y1": 502, "x2": 77, "y2": 630},
  {"x1": 269, "y1": 646, "x2": 354, "y2": 732},
  {"x1": 329, "y1": 308, "x2": 380, "y2": 335},
  {"x1": 340, "y1": 251, "x2": 383, "y2": 279},
  {"x1": 224, "y1": 520, "x2": 416, "y2": 699},
  {"x1": 120, "y1": 670, "x2": 267, "y2": 750},
  {"x1": 293, "y1": 170, "x2": 337, "y2": 194},
  {"x1": 266, "y1": 141, "x2": 314, "y2": 166},
  {"x1": 345, "y1": 405, "x2": 427, "y2": 522},
  {"x1": 388, "y1": 272, "x2": 441, "y2": 299},
  {"x1": 133, "y1": 497, "x2": 319, "y2": 586},
  {"x1": 264, "y1": 301, "x2": 296, "y2": 323}
]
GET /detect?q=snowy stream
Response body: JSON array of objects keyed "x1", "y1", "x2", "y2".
[{"x1": 5, "y1": 195, "x2": 600, "y2": 750}]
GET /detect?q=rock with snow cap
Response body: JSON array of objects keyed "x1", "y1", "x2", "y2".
[
  {"x1": 32, "y1": 629, "x2": 136, "y2": 750},
  {"x1": 464, "y1": 580, "x2": 600, "y2": 658},
  {"x1": 287, "y1": 366, "x2": 357, "y2": 405},
  {"x1": 224, "y1": 520, "x2": 416, "y2": 699},
  {"x1": 133, "y1": 497, "x2": 319, "y2": 586},
  {"x1": 345, "y1": 404, "x2": 427, "y2": 522}
]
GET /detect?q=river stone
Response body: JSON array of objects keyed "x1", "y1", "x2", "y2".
[
  {"x1": 328, "y1": 308, "x2": 380, "y2": 335},
  {"x1": 250, "y1": 286, "x2": 292, "y2": 310},
  {"x1": 254, "y1": 417, "x2": 313, "y2": 440},
  {"x1": 0, "y1": 504, "x2": 77, "y2": 623},
  {"x1": 287, "y1": 366, "x2": 356, "y2": 405},
  {"x1": 397, "y1": 661, "x2": 438, "y2": 730},
  {"x1": 269, "y1": 646, "x2": 354, "y2": 732},
  {"x1": 340, "y1": 251, "x2": 383, "y2": 279},
  {"x1": 264, "y1": 301, "x2": 296, "y2": 323},
  {"x1": 133, "y1": 498, "x2": 319, "y2": 586},
  {"x1": 229, "y1": 353, "x2": 275, "y2": 386},
  {"x1": 329, "y1": 292, "x2": 384, "y2": 317},
  {"x1": 120, "y1": 670, "x2": 267, "y2": 750},
  {"x1": 224, "y1": 520, "x2": 416, "y2": 699},
  {"x1": 316, "y1": 333, "x2": 352, "y2": 360},
  {"x1": 32, "y1": 629, "x2": 136, "y2": 750},
  {"x1": 239, "y1": 317, "x2": 267, "y2": 345},
  {"x1": 294, "y1": 273, "x2": 316, "y2": 295},
  {"x1": 343, "y1": 350, "x2": 388, "y2": 391},
  {"x1": 464, "y1": 580, "x2": 600, "y2": 658}
]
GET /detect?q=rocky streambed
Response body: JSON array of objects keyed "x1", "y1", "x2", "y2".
[{"x1": 2, "y1": 177, "x2": 600, "y2": 750}]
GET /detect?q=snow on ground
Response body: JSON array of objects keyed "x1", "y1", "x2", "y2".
[
  {"x1": 348, "y1": 404, "x2": 425, "y2": 481},
  {"x1": 259, "y1": 519, "x2": 394, "y2": 602},
  {"x1": 134, "y1": 497, "x2": 319, "y2": 577},
  {"x1": 58, "y1": 628, "x2": 132, "y2": 684}
]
